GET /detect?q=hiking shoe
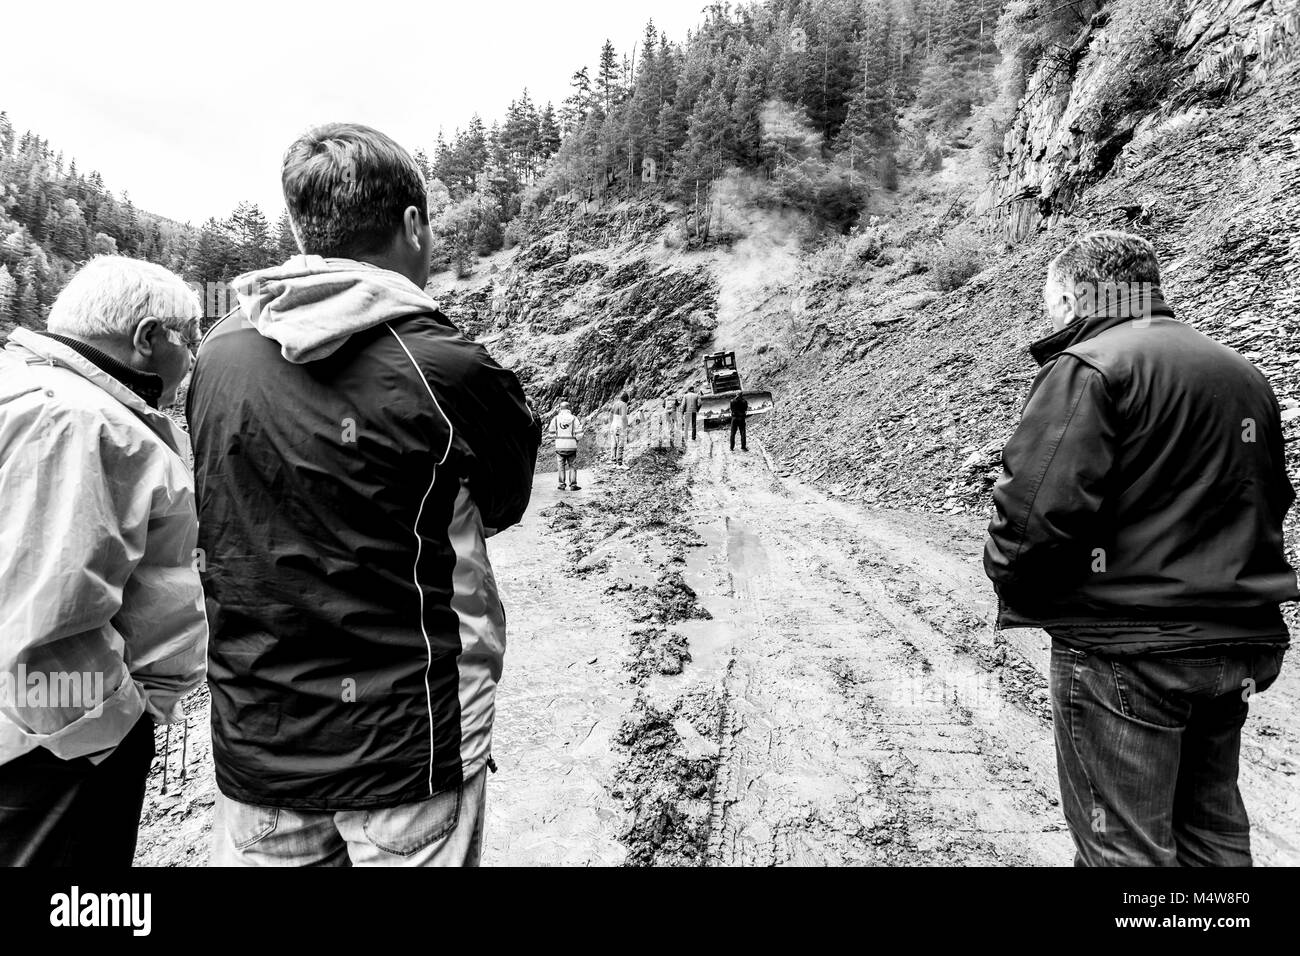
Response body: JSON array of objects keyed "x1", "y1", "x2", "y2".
[
  {"x1": 557, "y1": 484, "x2": 567, "y2": 490},
  {"x1": 568, "y1": 483, "x2": 582, "y2": 490}
]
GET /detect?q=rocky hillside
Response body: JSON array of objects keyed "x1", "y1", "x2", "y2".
[
  {"x1": 437, "y1": 200, "x2": 721, "y2": 417},
  {"x1": 753, "y1": 0, "x2": 1300, "y2": 536}
]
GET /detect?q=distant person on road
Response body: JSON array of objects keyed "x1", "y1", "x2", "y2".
[
  {"x1": 984, "y1": 230, "x2": 1297, "y2": 867},
  {"x1": 609, "y1": 391, "x2": 630, "y2": 466},
  {"x1": 549, "y1": 399, "x2": 584, "y2": 490},
  {"x1": 188, "y1": 122, "x2": 540, "y2": 867},
  {"x1": 683, "y1": 385, "x2": 700, "y2": 441},
  {"x1": 654, "y1": 395, "x2": 677, "y2": 450},
  {"x1": 729, "y1": 392, "x2": 749, "y2": 452},
  {"x1": 0, "y1": 256, "x2": 208, "y2": 866}
]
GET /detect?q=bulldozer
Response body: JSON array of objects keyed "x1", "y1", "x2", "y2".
[{"x1": 697, "y1": 351, "x2": 774, "y2": 430}]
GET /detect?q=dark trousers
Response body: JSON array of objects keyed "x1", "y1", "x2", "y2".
[
  {"x1": 1050, "y1": 642, "x2": 1284, "y2": 866},
  {"x1": 0, "y1": 714, "x2": 155, "y2": 866},
  {"x1": 689, "y1": 411, "x2": 697, "y2": 440},
  {"x1": 729, "y1": 417, "x2": 747, "y2": 451}
]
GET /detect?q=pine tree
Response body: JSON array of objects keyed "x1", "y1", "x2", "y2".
[
  {"x1": 0, "y1": 264, "x2": 17, "y2": 328},
  {"x1": 187, "y1": 218, "x2": 237, "y2": 286},
  {"x1": 413, "y1": 149, "x2": 433, "y2": 183},
  {"x1": 561, "y1": 67, "x2": 593, "y2": 133},
  {"x1": 15, "y1": 260, "x2": 40, "y2": 328},
  {"x1": 0, "y1": 112, "x2": 14, "y2": 158},
  {"x1": 839, "y1": 0, "x2": 899, "y2": 167},
  {"x1": 275, "y1": 211, "x2": 299, "y2": 260},
  {"x1": 731, "y1": 46, "x2": 767, "y2": 167},
  {"x1": 538, "y1": 103, "x2": 562, "y2": 158},
  {"x1": 230, "y1": 202, "x2": 272, "y2": 273},
  {"x1": 677, "y1": 66, "x2": 733, "y2": 185},
  {"x1": 52, "y1": 198, "x2": 88, "y2": 259},
  {"x1": 597, "y1": 40, "x2": 621, "y2": 116}
]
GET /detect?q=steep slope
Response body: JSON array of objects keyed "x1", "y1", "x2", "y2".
[
  {"x1": 754, "y1": 0, "x2": 1300, "y2": 546},
  {"x1": 435, "y1": 199, "x2": 728, "y2": 420}
]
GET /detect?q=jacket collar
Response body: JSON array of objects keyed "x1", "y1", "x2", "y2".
[
  {"x1": 3, "y1": 327, "x2": 186, "y2": 455},
  {"x1": 1029, "y1": 285, "x2": 1175, "y2": 367},
  {"x1": 40, "y1": 332, "x2": 165, "y2": 408}
]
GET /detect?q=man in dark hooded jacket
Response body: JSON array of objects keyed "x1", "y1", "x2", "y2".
[
  {"x1": 187, "y1": 122, "x2": 540, "y2": 866},
  {"x1": 985, "y1": 230, "x2": 1296, "y2": 866}
]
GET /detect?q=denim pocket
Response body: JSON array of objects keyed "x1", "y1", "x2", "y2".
[
  {"x1": 1251, "y1": 647, "x2": 1285, "y2": 695},
  {"x1": 1109, "y1": 657, "x2": 1207, "y2": 729},
  {"x1": 228, "y1": 803, "x2": 279, "y2": 850},
  {"x1": 361, "y1": 783, "x2": 462, "y2": 857}
]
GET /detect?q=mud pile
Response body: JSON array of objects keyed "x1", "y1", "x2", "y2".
[
  {"x1": 540, "y1": 446, "x2": 725, "y2": 865},
  {"x1": 612, "y1": 690, "x2": 722, "y2": 867}
]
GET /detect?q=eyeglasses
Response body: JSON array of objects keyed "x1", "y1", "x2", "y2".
[{"x1": 153, "y1": 318, "x2": 202, "y2": 352}]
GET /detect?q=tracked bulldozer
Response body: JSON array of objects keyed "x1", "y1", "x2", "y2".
[{"x1": 697, "y1": 351, "x2": 774, "y2": 430}]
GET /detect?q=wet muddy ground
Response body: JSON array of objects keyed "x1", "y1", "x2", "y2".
[{"x1": 136, "y1": 430, "x2": 1300, "y2": 866}]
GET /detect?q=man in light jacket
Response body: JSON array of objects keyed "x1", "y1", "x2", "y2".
[
  {"x1": 548, "y1": 399, "x2": 584, "y2": 489},
  {"x1": 0, "y1": 256, "x2": 208, "y2": 866}
]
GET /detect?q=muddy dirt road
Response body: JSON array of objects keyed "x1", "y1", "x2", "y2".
[
  {"x1": 489, "y1": 431, "x2": 1299, "y2": 866},
  {"x1": 136, "y1": 432, "x2": 1299, "y2": 866}
]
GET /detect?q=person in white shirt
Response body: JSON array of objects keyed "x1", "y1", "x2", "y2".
[{"x1": 547, "y1": 399, "x2": 584, "y2": 490}]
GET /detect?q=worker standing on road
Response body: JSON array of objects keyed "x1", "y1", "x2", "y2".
[
  {"x1": 653, "y1": 395, "x2": 675, "y2": 450},
  {"x1": 548, "y1": 399, "x2": 584, "y2": 490},
  {"x1": 683, "y1": 385, "x2": 700, "y2": 441},
  {"x1": 984, "y1": 230, "x2": 1297, "y2": 867},
  {"x1": 729, "y1": 392, "x2": 749, "y2": 452},
  {"x1": 608, "y1": 391, "x2": 629, "y2": 466}
]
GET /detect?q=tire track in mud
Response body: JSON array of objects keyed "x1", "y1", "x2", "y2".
[
  {"x1": 686, "y1": 435, "x2": 1073, "y2": 866},
  {"x1": 527, "y1": 447, "x2": 728, "y2": 866}
]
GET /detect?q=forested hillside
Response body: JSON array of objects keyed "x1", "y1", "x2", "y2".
[
  {"x1": 0, "y1": 114, "x2": 191, "y2": 330},
  {"x1": 6, "y1": 0, "x2": 1295, "y2": 340},
  {"x1": 432, "y1": 0, "x2": 1006, "y2": 271},
  {"x1": 0, "y1": 115, "x2": 300, "y2": 333}
]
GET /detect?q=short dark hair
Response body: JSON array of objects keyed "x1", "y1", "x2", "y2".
[
  {"x1": 282, "y1": 122, "x2": 428, "y2": 258},
  {"x1": 1048, "y1": 230, "x2": 1161, "y2": 292}
]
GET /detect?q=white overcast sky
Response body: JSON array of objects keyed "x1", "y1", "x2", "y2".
[{"x1": 4, "y1": 0, "x2": 711, "y2": 224}]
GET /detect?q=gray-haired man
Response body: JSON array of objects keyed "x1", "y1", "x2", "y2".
[
  {"x1": 0, "y1": 256, "x2": 207, "y2": 866},
  {"x1": 984, "y1": 230, "x2": 1297, "y2": 866}
]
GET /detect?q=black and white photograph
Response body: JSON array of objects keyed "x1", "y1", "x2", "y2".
[{"x1": 0, "y1": 0, "x2": 1297, "y2": 935}]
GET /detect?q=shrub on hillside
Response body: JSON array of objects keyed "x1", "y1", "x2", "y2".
[
  {"x1": 473, "y1": 219, "x2": 503, "y2": 257},
  {"x1": 765, "y1": 156, "x2": 869, "y2": 234},
  {"x1": 920, "y1": 229, "x2": 986, "y2": 291},
  {"x1": 845, "y1": 223, "x2": 889, "y2": 265},
  {"x1": 503, "y1": 221, "x2": 526, "y2": 250},
  {"x1": 427, "y1": 234, "x2": 449, "y2": 274}
]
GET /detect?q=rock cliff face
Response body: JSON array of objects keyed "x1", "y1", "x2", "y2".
[
  {"x1": 978, "y1": 0, "x2": 1297, "y2": 242},
  {"x1": 437, "y1": 201, "x2": 717, "y2": 415}
]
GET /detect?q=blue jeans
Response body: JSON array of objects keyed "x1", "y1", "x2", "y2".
[
  {"x1": 1050, "y1": 642, "x2": 1284, "y2": 866},
  {"x1": 211, "y1": 766, "x2": 487, "y2": 867}
]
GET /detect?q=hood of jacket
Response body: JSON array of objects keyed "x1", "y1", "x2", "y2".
[{"x1": 232, "y1": 256, "x2": 434, "y2": 364}]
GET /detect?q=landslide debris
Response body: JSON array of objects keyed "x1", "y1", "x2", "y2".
[{"x1": 612, "y1": 690, "x2": 722, "y2": 867}]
